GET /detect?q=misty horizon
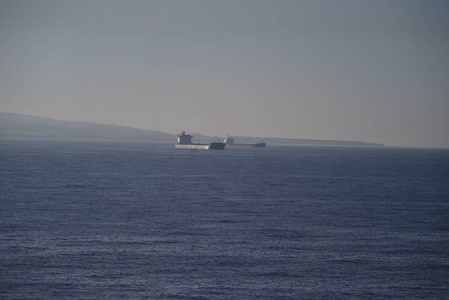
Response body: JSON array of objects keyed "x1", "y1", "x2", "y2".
[
  {"x1": 0, "y1": 112, "x2": 385, "y2": 147},
  {"x1": 1, "y1": 0, "x2": 448, "y2": 148}
]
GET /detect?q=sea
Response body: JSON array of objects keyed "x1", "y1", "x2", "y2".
[{"x1": 1, "y1": 139, "x2": 448, "y2": 299}]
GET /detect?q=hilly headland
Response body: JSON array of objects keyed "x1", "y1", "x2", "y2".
[{"x1": 0, "y1": 113, "x2": 383, "y2": 146}]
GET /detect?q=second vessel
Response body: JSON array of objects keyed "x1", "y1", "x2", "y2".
[{"x1": 224, "y1": 135, "x2": 266, "y2": 148}]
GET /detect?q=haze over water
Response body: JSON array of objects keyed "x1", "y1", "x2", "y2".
[
  {"x1": 1, "y1": 1, "x2": 449, "y2": 298},
  {"x1": 1, "y1": 0, "x2": 448, "y2": 148}
]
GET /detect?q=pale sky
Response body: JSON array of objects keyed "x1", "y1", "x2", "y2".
[{"x1": 1, "y1": 0, "x2": 448, "y2": 147}]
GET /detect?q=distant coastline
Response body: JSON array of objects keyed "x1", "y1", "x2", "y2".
[{"x1": 0, "y1": 113, "x2": 383, "y2": 147}]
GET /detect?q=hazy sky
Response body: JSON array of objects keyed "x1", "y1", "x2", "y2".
[{"x1": 1, "y1": 0, "x2": 448, "y2": 147}]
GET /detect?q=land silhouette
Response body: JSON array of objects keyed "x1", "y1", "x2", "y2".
[{"x1": 0, "y1": 113, "x2": 383, "y2": 146}]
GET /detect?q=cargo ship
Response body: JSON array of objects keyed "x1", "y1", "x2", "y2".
[
  {"x1": 175, "y1": 131, "x2": 225, "y2": 150},
  {"x1": 224, "y1": 135, "x2": 266, "y2": 148}
]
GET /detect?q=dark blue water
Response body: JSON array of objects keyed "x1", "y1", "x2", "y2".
[{"x1": 1, "y1": 139, "x2": 448, "y2": 299}]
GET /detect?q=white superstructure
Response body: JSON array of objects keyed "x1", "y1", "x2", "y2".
[{"x1": 175, "y1": 131, "x2": 225, "y2": 150}]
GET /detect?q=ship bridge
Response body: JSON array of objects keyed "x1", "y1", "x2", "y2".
[{"x1": 177, "y1": 131, "x2": 193, "y2": 144}]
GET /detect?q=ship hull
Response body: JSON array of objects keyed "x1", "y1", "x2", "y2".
[
  {"x1": 175, "y1": 142, "x2": 225, "y2": 150},
  {"x1": 175, "y1": 144, "x2": 209, "y2": 149},
  {"x1": 208, "y1": 142, "x2": 226, "y2": 150}
]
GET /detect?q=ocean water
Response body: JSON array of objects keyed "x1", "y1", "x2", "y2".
[{"x1": 1, "y1": 139, "x2": 448, "y2": 299}]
